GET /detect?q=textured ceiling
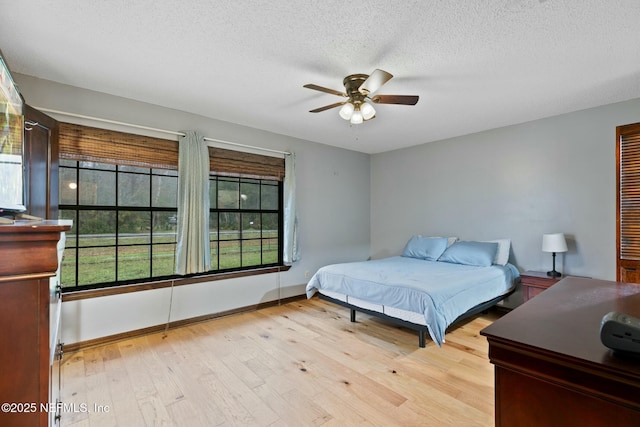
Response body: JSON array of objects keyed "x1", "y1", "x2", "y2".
[{"x1": 1, "y1": 0, "x2": 640, "y2": 154}]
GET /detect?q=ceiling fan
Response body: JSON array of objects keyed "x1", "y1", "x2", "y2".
[{"x1": 303, "y1": 69, "x2": 419, "y2": 124}]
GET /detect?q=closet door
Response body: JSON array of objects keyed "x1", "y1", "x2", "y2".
[
  {"x1": 617, "y1": 122, "x2": 640, "y2": 282},
  {"x1": 23, "y1": 105, "x2": 59, "y2": 219}
]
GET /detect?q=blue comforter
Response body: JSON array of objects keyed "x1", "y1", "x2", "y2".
[{"x1": 306, "y1": 256, "x2": 519, "y2": 346}]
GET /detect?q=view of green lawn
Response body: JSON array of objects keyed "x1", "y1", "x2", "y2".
[{"x1": 61, "y1": 230, "x2": 278, "y2": 287}]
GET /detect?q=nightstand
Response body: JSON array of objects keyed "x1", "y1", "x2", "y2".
[{"x1": 521, "y1": 270, "x2": 563, "y2": 302}]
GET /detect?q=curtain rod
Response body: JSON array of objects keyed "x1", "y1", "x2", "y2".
[{"x1": 34, "y1": 107, "x2": 291, "y2": 156}]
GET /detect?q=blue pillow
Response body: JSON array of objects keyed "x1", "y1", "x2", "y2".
[
  {"x1": 438, "y1": 241, "x2": 499, "y2": 267},
  {"x1": 402, "y1": 236, "x2": 448, "y2": 261}
]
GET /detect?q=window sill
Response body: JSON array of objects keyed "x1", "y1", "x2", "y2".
[{"x1": 61, "y1": 265, "x2": 291, "y2": 302}]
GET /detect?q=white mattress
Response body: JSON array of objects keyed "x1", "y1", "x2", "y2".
[{"x1": 319, "y1": 290, "x2": 427, "y2": 326}]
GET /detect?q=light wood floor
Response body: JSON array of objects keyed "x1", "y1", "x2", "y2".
[{"x1": 60, "y1": 297, "x2": 502, "y2": 427}]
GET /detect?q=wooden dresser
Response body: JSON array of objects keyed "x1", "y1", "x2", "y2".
[
  {"x1": 0, "y1": 221, "x2": 71, "y2": 427},
  {"x1": 481, "y1": 277, "x2": 640, "y2": 427}
]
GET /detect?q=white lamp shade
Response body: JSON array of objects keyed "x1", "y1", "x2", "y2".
[
  {"x1": 542, "y1": 233, "x2": 568, "y2": 253},
  {"x1": 339, "y1": 102, "x2": 354, "y2": 120},
  {"x1": 361, "y1": 102, "x2": 376, "y2": 120}
]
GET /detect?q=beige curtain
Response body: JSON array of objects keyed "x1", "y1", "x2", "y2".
[
  {"x1": 175, "y1": 131, "x2": 211, "y2": 274},
  {"x1": 283, "y1": 152, "x2": 299, "y2": 264}
]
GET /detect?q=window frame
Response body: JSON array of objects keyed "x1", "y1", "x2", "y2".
[
  {"x1": 59, "y1": 160, "x2": 180, "y2": 290},
  {"x1": 208, "y1": 175, "x2": 284, "y2": 272}
]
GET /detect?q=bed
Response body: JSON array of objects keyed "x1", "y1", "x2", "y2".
[{"x1": 305, "y1": 236, "x2": 519, "y2": 348}]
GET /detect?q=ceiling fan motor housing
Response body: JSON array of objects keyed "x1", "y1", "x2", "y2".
[{"x1": 344, "y1": 74, "x2": 369, "y2": 105}]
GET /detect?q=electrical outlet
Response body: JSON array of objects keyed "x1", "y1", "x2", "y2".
[{"x1": 304, "y1": 270, "x2": 310, "y2": 279}]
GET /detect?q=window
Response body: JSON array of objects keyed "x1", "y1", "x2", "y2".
[
  {"x1": 59, "y1": 161, "x2": 178, "y2": 287},
  {"x1": 58, "y1": 123, "x2": 285, "y2": 291},
  {"x1": 209, "y1": 176, "x2": 282, "y2": 270}
]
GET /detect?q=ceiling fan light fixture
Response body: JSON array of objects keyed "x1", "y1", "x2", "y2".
[
  {"x1": 361, "y1": 102, "x2": 375, "y2": 120},
  {"x1": 339, "y1": 102, "x2": 355, "y2": 120},
  {"x1": 350, "y1": 108, "x2": 363, "y2": 124}
]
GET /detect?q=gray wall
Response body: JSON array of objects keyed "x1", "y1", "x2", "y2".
[
  {"x1": 16, "y1": 74, "x2": 371, "y2": 344},
  {"x1": 371, "y1": 97, "x2": 640, "y2": 283}
]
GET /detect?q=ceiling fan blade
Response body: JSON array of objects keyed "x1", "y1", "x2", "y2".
[
  {"x1": 359, "y1": 69, "x2": 393, "y2": 94},
  {"x1": 370, "y1": 94, "x2": 419, "y2": 105},
  {"x1": 309, "y1": 101, "x2": 347, "y2": 113},
  {"x1": 303, "y1": 84, "x2": 347, "y2": 97}
]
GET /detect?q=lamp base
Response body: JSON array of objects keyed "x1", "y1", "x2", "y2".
[{"x1": 547, "y1": 270, "x2": 562, "y2": 278}]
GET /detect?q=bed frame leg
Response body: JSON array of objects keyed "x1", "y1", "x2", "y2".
[
  {"x1": 418, "y1": 330, "x2": 426, "y2": 348},
  {"x1": 350, "y1": 309, "x2": 356, "y2": 322}
]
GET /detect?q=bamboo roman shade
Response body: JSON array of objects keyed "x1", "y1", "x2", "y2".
[
  {"x1": 59, "y1": 123, "x2": 179, "y2": 169},
  {"x1": 618, "y1": 123, "x2": 640, "y2": 260},
  {"x1": 209, "y1": 147, "x2": 285, "y2": 181},
  {"x1": 58, "y1": 122, "x2": 285, "y2": 180}
]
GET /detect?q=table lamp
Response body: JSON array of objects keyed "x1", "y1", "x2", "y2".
[{"x1": 542, "y1": 233, "x2": 568, "y2": 278}]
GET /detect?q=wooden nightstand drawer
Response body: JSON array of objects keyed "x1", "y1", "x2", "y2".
[{"x1": 521, "y1": 271, "x2": 563, "y2": 302}]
